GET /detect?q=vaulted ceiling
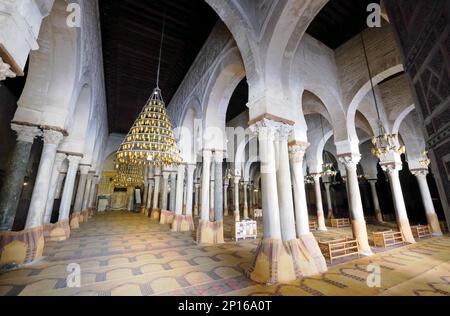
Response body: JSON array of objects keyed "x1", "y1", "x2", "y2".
[{"x1": 99, "y1": 0, "x2": 218, "y2": 134}]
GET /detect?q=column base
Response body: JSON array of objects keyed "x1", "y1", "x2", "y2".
[
  {"x1": 44, "y1": 220, "x2": 71, "y2": 242},
  {"x1": 246, "y1": 238, "x2": 327, "y2": 285},
  {"x1": 193, "y1": 206, "x2": 199, "y2": 217},
  {"x1": 70, "y1": 213, "x2": 81, "y2": 229},
  {"x1": 426, "y1": 213, "x2": 443, "y2": 236},
  {"x1": 351, "y1": 219, "x2": 373, "y2": 256},
  {"x1": 150, "y1": 208, "x2": 160, "y2": 221},
  {"x1": 375, "y1": 210, "x2": 384, "y2": 223},
  {"x1": 327, "y1": 209, "x2": 334, "y2": 220},
  {"x1": 234, "y1": 211, "x2": 240, "y2": 222},
  {"x1": 224, "y1": 208, "x2": 229, "y2": 217},
  {"x1": 196, "y1": 220, "x2": 224, "y2": 245},
  {"x1": 171, "y1": 215, "x2": 195, "y2": 232},
  {"x1": 160, "y1": 210, "x2": 175, "y2": 225},
  {"x1": 317, "y1": 212, "x2": 328, "y2": 231},
  {"x1": 80, "y1": 210, "x2": 89, "y2": 223},
  {"x1": 397, "y1": 217, "x2": 416, "y2": 244},
  {"x1": 0, "y1": 227, "x2": 45, "y2": 266}
]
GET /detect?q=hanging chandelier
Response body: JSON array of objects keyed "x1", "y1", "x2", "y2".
[
  {"x1": 359, "y1": 33, "x2": 406, "y2": 158},
  {"x1": 322, "y1": 152, "x2": 337, "y2": 177},
  {"x1": 113, "y1": 163, "x2": 145, "y2": 187},
  {"x1": 116, "y1": 15, "x2": 182, "y2": 167}
]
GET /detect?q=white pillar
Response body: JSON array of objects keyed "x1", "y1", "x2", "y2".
[
  {"x1": 73, "y1": 166, "x2": 90, "y2": 214},
  {"x1": 412, "y1": 169, "x2": 442, "y2": 236},
  {"x1": 161, "y1": 172, "x2": 170, "y2": 211},
  {"x1": 200, "y1": 150, "x2": 212, "y2": 221},
  {"x1": 152, "y1": 174, "x2": 161, "y2": 210},
  {"x1": 88, "y1": 176, "x2": 98, "y2": 211},
  {"x1": 43, "y1": 153, "x2": 66, "y2": 224},
  {"x1": 243, "y1": 182, "x2": 249, "y2": 219},
  {"x1": 368, "y1": 179, "x2": 383, "y2": 222},
  {"x1": 274, "y1": 125, "x2": 297, "y2": 241},
  {"x1": 381, "y1": 156, "x2": 416, "y2": 244},
  {"x1": 312, "y1": 174, "x2": 327, "y2": 231},
  {"x1": 194, "y1": 183, "x2": 200, "y2": 217},
  {"x1": 59, "y1": 156, "x2": 81, "y2": 221},
  {"x1": 169, "y1": 173, "x2": 177, "y2": 212},
  {"x1": 175, "y1": 165, "x2": 185, "y2": 215},
  {"x1": 185, "y1": 164, "x2": 196, "y2": 216},
  {"x1": 209, "y1": 172, "x2": 215, "y2": 221},
  {"x1": 213, "y1": 151, "x2": 224, "y2": 222},
  {"x1": 324, "y1": 182, "x2": 334, "y2": 220},
  {"x1": 25, "y1": 130, "x2": 64, "y2": 229},
  {"x1": 82, "y1": 173, "x2": 94, "y2": 212},
  {"x1": 146, "y1": 179, "x2": 154, "y2": 211},
  {"x1": 250, "y1": 120, "x2": 282, "y2": 240},
  {"x1": 339, "y1": 154, "x2": 373, "y2": 255},
  {"x1": 233, "y1": 177, "x2": 240, "y2": 222},
  {"x1": 289, "y1": 143, "x2": 310, "y2": 236},
  {"x1": 223, "y1": 181, "x2": 229, "y2": 216}
]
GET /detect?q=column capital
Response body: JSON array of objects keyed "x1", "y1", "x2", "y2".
[
  {"x1": 311, "y1": 173, "x2": 322, "y2": 182},
  {"x1": 249, "y1": 118, "x2": 280, "y2": 141},
  {"x1": 67, "y1": 155, "x2": 82, "y2": 166},
  {"x1": 55, "y1": 152, "x2": 67, "y2": 164},
  {"x1": 186, "y1": 164, "x2": 196, "y2": 174},
  {"x1": 79, "y1": 165, "x2": 90, "y2": 174},
  {"x1": 289, "y1": 143, "x2": 308, "y2": 162},
  {"x1": 42, "y1": 129, "x2": 64, "y2": 145},
  {"x1": 202, "y1": 149, "x2": 213, "y2": 161},
  {"x1": 380, "y1": 161, "x2": 402, "y2": 173},
  {"x1": 274, "y1": 124, "x2": 294, "y2": 142},
  {"x1": 213, "y1": 150, "x2": 224, "y2": 163},
  {"x1": 338, "y1": 153, "x2": 361, "y2": 168},
  {"x1": 0, "y1": 57, "x2": 16, "y2": 80},
  {"x1": 233, "y1": 176, "x2": 241, "y2": 184},
  {"x1": 162, "y1": 171, "x2": 171, "y2": 179},
  {"x1": 11, "y1": 123, "x2": 42, "y2": 143},
  {"x1": 410, "y1": 168, "x2": 429, "y2": 177}
]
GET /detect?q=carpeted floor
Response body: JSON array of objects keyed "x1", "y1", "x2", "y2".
[{"x1": 0, "y1": 211, "x2": 448, "y2": 296}]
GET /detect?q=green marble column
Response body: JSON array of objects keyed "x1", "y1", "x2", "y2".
[{"x1": 0, "y1": 124, "x2": 41, "y2": 230}]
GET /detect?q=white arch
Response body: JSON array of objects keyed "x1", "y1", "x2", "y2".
[{"x1": 393, "y1": 104, "x2": 415, "y2": 135}]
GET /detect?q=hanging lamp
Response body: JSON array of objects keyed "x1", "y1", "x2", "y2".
[
  {"x1": 360, "y1": 33, "x2": 406, "y2": 158},
  {"x1": 116, "y1": 15, "x2": 182, "y2": 167}
]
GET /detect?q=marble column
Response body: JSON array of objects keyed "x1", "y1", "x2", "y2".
[
  {"x1": 142, "y1": 180, "x2": 149, "y2": 213},
  {"x1": 175, "y1": 165, "x2": 185, "y2": 215},
  {"x1": 312, "y1": 174, "x2": 327, "y2": 231},
  {"x1": 412, "y1": 169, "x2": 442, "y2": 236},
  {"x1": 151, "y1": 172, "x2": 161, "y2": 219},
  {"x1": 194, "y1": 183, "x2": 200, "y2": 217},
  {"x1": 54, "y1": 172, "x2": 66, "y2": 200},
  {"x1": 82, "y1": 173, "x2": 94, "y2": 213},
  {"x1": 233, "y1": 177, "x2": 240, "y2": 222},
  {"x1": 161, "y1": 172, "x2": 169, "y2": 211},
  {"x1": 381, "y1": 156, "x2": 415, "y2": 244},
  {"x1": 339, "y1": 154, "x2": 373, "y2": 255},
  {"x1": 209, "y1": 172, "x2": 215, "y2": 221},
  {"x1": 242, "y1": 182, "x2": 249, "y2": 219},
  {"x1": 185, "y1": 165, "x2": 196, "y2": 217},
  {"x1": 368, "y1": 179, "x2": 383, "y2": 222},
  {"x1": 70, "y1": 165, "x2": 90, "y2": 228},
  {"x1": 25, "y1": 130, "x2": 64, "y2": 229},
  {"x1": 43, "y1": 153, "x2": 67, "y2": 224},
  {"x1": 289, "y1": 143, "x2": 310, "y2": 236},
  {"x1": 0, "y1": 125, "x2": 42, "y2": 230},
  {"x1": 87, "y1": 176, "x2": 99, "y2": 213},
  {"x1": 274, "y1": 126, "x2": 297, "y2": 241},
  {"x1": 197, "y1": 150, "x2": 213, "y2": 243},
  {"x1": 146, "y1": 179, "x2": 154, "y2": 214},
  {"x1": 58, "y1": 156, "x2": 81, "y2": 222},
  {"x1": 214, "y1": 151, "x2": 224, "y2": 223},
  {"x1": 324, "y1": 182, "x2": 334, "y2": 220},
  {"x1": 223, "y1": 180, "x2": 229, "y2": 216},
  {"x1": 169, "y1": 173, "x2": 177, "y2": 212}
]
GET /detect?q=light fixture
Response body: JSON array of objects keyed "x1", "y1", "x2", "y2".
[
  {"x1": 420, "y1": 151, "x2": 431, "y2": 167},
  {"x1": 360, "y1": 33, "x2": 406, "y2": 158},
  {"x1": 319, "y1": 116, "x2": 337, "y2": 178},
  {"x1": 116, "y1": 15, "x2": 182, "y2": 168}
]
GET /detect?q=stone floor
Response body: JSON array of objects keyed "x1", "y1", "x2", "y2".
[{"x1": 0, "y1": 211, "x2": 449, "y2": 296}]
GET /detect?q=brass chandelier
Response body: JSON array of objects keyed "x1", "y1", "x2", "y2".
[
  {"x1": 113, "y1": 163, "x2": 145, "y2": 187},
  {"x1": 116, "y1": 16, "x2": 182, "y2": 167},
  {"x1": 360, "y1": 33, "x2": 406, "y2": 158}
]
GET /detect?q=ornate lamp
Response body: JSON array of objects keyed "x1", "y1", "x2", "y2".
[
  {"x1": 322, "y1": 151, "x2": 337, "y2": 178},
  {"x1": 116, "y1": 17, "x2": 182, "y2": 168},
  {"x1": 359, "y1": 33, "x2": 406, "y2": 159}
]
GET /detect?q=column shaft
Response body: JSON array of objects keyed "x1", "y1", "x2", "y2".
[
  {"x1": 175, "y1": 166, "x2": 185, "y2": 214},
  {"x1": 415, "y1": 171, "x2": 442, "y2": 236},
  {"x1": 59, "y1": 157, "x2": 81, "y2": 221},
  {"x1": 43, "y1": 153, "x2": 66, "y2": 224},
  {"x1": 313, "y1": 175, "x2": 327, "y2": 231},
  {"x1": 200, "y1": 151, "x2": 211, "y2": 221},
  {"x1": 214, "y1": 153, "x2": 223, "y2": 222},
  {"x1": 369, "y1": 180, "x2": 383, "y2": 222}
]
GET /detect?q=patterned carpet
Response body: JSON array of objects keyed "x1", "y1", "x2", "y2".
[{"x1": 0, "y1": 211, "x2": 448, "y2": 296}]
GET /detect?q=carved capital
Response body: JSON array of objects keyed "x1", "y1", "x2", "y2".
[
  {"x1": 289, "y1": 143, "x2": 308, "y2": 163},
  {"x1": 410, "y1": 168, "x2": 428, "y2": 178},
  {"x1": 274, "y1": 124, "x2": 293, "y2": 142},
  {"x1": 380, "y1": 162, "x2": 402, "y2": 173},
  {"x1": 11, "y1": 124, "x2": 42, "y2": 143},
  {"x1": 338, "y1": 153, "x2": 361, "y2": 170},
  {"x1": 249, "y1": 118, "x2": 279, "y2": 141},
  {"x1": 43, "y1": 129, "x2": 64, "y2": 145},
  {"x1": 186, "y1": 164, "x2": 196, "y2": 174},
  {"x1": 67, "y1": 155, "x2": 82, "y2": 167},
  {"x1": 54, "y1": 153, "x2": 67, "y2": 166},
  {"x1": 0, "y1": 57, "x2": 16, "y2": 81}
]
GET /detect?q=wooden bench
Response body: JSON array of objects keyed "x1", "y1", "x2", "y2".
[
  {"x1": 373, "y1": 230, "x2": 405, "y2": 249},
  {"x1": 318, "y1": 237, "x2": 360, "y2": 264},
  {"x1": 331, "y1": 218, "x2": 351, "y2": 228},
  {"x1": 440, "y1": 221, "x2": 449, "y2": 234},
  {"x1": 309, "y1": 221, "x2": 318, "y2": 231},
  {"x1": 411, "y1": 225, "x2": 432, "y2": 240}
]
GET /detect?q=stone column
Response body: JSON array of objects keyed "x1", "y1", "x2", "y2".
[
  {"x1": 380, "y1": 156, "x2": 415, "y2": 244},
  {"x1": 213, "y1": 151, "x2": 224, "y2": 242},
  {"x1": 233, "y1": 177, "x2": 240, "y2": 222},
  {"x1": 146, "y1": 179, "x2": 154, "y2": 214},
  {"x1": 197, "y1": 150, "x2": 213, "y2": 244},
  {"x1": 54, "y1": 172, "x2": 66, "y2": 200},
  {"x1": 209, "y1": 172, "x2": 215, "y2": 221},
  {"x1": 58, "y1": 156, "x2": 82, "y2": 239},
  {"x1": 87, "y1": 176, "x2": 99, "y2": 215},
  {"x1": 174, "y1": 165, "x2": 185, "y2": 215},
  {"x1": 173, "y1": 164, "x2": 196, "y2": 232},
  {"x1": 368, "y1": 179, "x2": 383, "y2": 222},
  {"x1": 150, "y1": 170, "x2": 161, "y2": 220},
  {"x1": 142, "y1": 180, "x2": 149, "y2": 213},
  {"x1": 0, "y1": 125, "x2": 41, "y2": 230},
  {"x1": 169, "y1": 173, "x2": 177, "y2": 212},
  {"x1": 25, "y1": 130, "x2": 64, "y2": 229},
  {"x1": 289, "y1": 143, "x2": 310, "y2": 236},
  {"x1": 242, "y1": 182, "x2": 249, "y2": 219},
  {"x1": 43, "y1": 153, "x2": 67, "y2": 224},
  {"x1": 274, "y1": 126, "x2": 298, "y2": 241},
  {"x1": 161, "y1": 172, "x2": 169, "y2": 211},
  {"x1": 312, "y1": 174, "x2": 327, "y2": 231},
  {"x1": 81, "y1": 172, "x2": 94, "y2": 221},
  {"x1": 324, "y1": 182, "x2": 334, "y2": 220},
  {"x1": 412, "y1": 169, "x2": 442, "y2": 236},
  {"x1": 339, "y1": 154, "x2": 373, "y2": 255},
  {"x1": 194, "y1": 183, "x2": 200, "y2": 217},
  {"x1": 223, "y1": 180, "x2": 229, "y2": 216},
  {"x1": 185, "y1": 165, "x2": 196, "y2": 217},
  {"x1": 70, "y1": 165, "x2": 90, "y2": 229}
]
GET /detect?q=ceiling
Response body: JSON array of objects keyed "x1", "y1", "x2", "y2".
[
  {"x1": 99, "y1": 0, "x2": 218, "y2": 134},
  {"x1": 307, "y1": 0, "x2": 381, "y2": 49}
]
